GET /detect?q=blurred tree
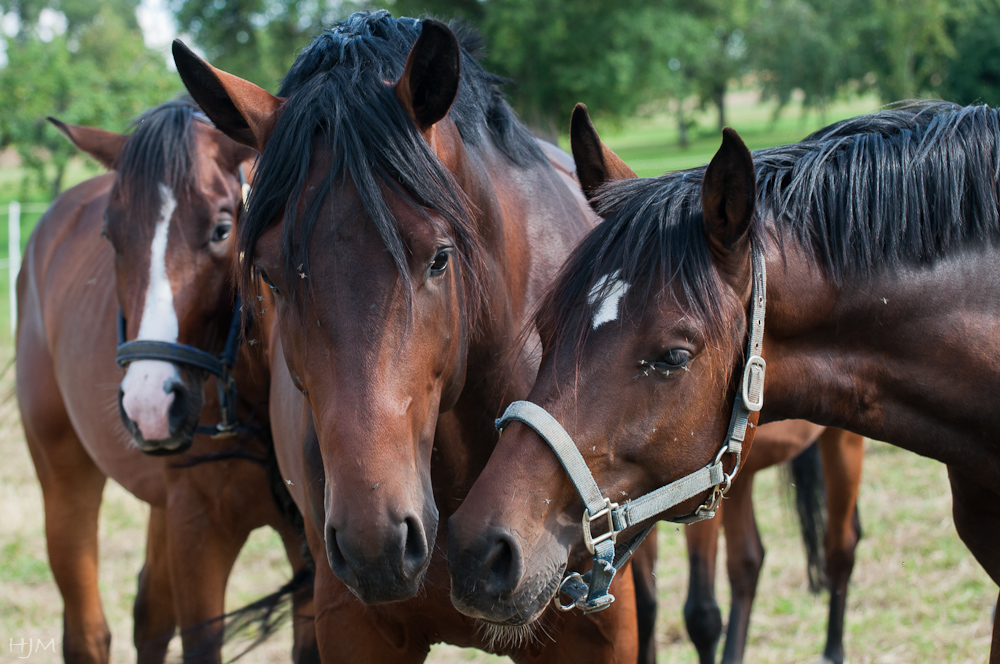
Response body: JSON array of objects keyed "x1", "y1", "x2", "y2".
[
  {"x1": 474, "y1": 0, "x2": 680, "y2": 135},
  {"x1": 746, "y1": 0, "x2": 861, "y2": 119},
  {"x1": 942, "y1": 0, "x2": 1000, "y2": 105},
  {"x1": 0, "y1": 2, "x2": 177, "y2": 197},
  {"x1": 854, "y1": 0, "x2": 969, "y2": 101},
  {"x1": 0, "y1": 0, "x2": 140, "y2": 32},
  {"x1": 385, "y1": 0, "x2": 484, "y2": 22},
  {"x1": 170, "y1": 0, "x2": 351, "y2": 90},
  {"x1": 674, "y1": 0, "x2": 752, "y2": 130}
]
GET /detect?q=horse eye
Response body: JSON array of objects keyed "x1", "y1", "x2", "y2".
[
  {"x1": 100, "y1": 228, "x2": 116, "y2": 252},
  {"x1": 211, "y1": 221, "x2": 232, "y2": 243},
  {"x1": 655, "y1": 349, "x2": 692, "y2": 371},
  {"x1": 429, "y1": 250, "x2": 450, "y2": 276},
  {"x1": 258, "y1": 269, "x2": 280, "y2": 294}
]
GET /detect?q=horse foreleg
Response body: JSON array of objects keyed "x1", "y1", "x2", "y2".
[
  {"x1": 993, "y1": 592, "x2": 1000, "y2": 664},
  {"x1": 946, "y1": 465, "x2": 1000, "y2": 664},
  {"x1": 275, "y1": 517, "x2": 319, "y2": 664},
  {"x1": 683, "y1": 509, "x2": 723, "y2": 664},
  {"x1": 630, "y1": 531, "x2": 658, "y2": 664},
  {"x1": 166, "y1": 488, "x2": 248, "y2": 664},
  {"x1": 26, "y1": 428, "x2": 110, "y2": 664},
  {"x1": 134, "y1": 506, "x2": 176, "y2": 664},
  {"x1": 817, "y1": 429, "x2": 864, "y2": 664},
  {"x1": 720, "y1": 473, "x2": 763, "y2": 664}
]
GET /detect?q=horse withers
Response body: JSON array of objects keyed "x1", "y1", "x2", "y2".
[
  {"x1": 450, "y1": 101, "x2": 1000, "y2": 660},
  {"x1": 175, "y1": 12, "x2": 650, "y2": 662},
  {"x1": 17, "y1": 100, "x2": 315, "y2": 664}
]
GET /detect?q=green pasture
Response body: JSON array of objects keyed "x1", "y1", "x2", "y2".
[{"x1": 2, "y1": 92, "x2": 994, "y2": 662}]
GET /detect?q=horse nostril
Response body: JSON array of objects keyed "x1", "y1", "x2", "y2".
[
  {"x1": 117, "y1": 387, "x2": 134, "y2": 431},
  {"x1": 401, "y1": 516, "x2": 428, "y2": 580},
  {"x1": 165, "y1": 379, "x2": 187, "y2": 435},
  {"x1": 484, "y1": 531, "x2": 522, "y2": 597},
  {"x1": 325, "y1": 522, "x2": 347, "y2": 571}
]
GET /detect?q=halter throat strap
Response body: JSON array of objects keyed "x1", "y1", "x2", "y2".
[{"x1": 495, "y1": 246, "x2": 767, "y2": 613}]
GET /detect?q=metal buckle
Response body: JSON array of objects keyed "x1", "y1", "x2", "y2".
[
  {"x1": 741, "y1": 355, "x2": 766, "y2": 412},
  {"x1": 582, "y1": 497, "x2": 618, "y2": 554},
  {"x1": 207, "y1": 422, "x2": 238, "y2": 440},
  {"x1": 556, "y1": 572, "x2": 586, "y2": 611}
]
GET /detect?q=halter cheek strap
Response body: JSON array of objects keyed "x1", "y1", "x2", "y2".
[
  {"x1": 115, "y1": 166, "x2": 252, "y2": 440},
  {"x1": 495, "y1": 246, "x2": 767, "y2": 613}
]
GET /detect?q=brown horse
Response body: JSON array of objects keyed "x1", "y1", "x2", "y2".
[
  {"x1": 534, "y1": 106, "x2": 867, "y2": 663},
  {"x1": 174, "y1": 11, "x2": 652, "y2": 662},
  {"x1": 682, "y1": 423, "x2": 864, "y2": 664},
  {"x1": 449, "y1": 100, "x2": 1000, "y2": 661},
  {"x1": 16, "y1": 100, "x2": 315, "y2": 664}
]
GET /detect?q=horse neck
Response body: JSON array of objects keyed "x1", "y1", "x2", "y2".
[
  {"x1": 761, "y1": 230, "x2": 1000, "y2": 478},
  {"x1": 433, "y1": 134, "x2": 595, "y2": 490}
]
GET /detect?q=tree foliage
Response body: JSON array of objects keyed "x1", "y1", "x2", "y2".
[
  {"x1": 0, "y1": 1, "x2": 177, "y2": 196},
  {"x1": 170, "y1": 0, "x2": 352, "y2": 91},
  {"x1": 747, "y1": 0, "x2": 860, "y2": 114},
  {"x1": 942, "y1": 0, "x2": 1000, "y2": 105},
  {"x1": 5, "y1": 0, "x2": 1000, "y2": 193}
]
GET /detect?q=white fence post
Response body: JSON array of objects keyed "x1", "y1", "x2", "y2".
[{"x1": 9, "y1": 200, "x2": 20, "y2": 336}]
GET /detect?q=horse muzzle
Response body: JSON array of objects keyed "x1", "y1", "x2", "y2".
[{"x1": 118, "y1": 360, "x2": 201, "y2": 455}]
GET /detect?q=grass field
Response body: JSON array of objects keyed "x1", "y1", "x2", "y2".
[{"x1": 2, "y1": 92, "x2": 996, "y2": 662}]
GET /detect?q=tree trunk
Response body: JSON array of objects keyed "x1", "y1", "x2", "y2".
[
  {"x1": 51, "y1": 162, "x2": 65, "y2": 199},
  {"x1": 714, "y1": 83, "x2": 726, "y2": 130},
  {"x1": 677, "y1": 104, "x2": 689, "y2": 149}
]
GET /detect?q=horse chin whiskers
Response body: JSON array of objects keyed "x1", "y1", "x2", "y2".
[{"x1": 475, "y1": 618, "x2": 549, "y2": 653}]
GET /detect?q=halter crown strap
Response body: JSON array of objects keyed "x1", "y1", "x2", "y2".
[{"x1": 494, "y1": 246, "x2": 767, "y2": 614}]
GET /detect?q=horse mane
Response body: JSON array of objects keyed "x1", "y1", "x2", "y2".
[
  {"x1": 113, "y1": 97, "x2": 209, "y2": 229},
  {"x1": 237, "y1": 10, "x2": 546, "y2": 323},
  {"x1": 759, "y1": 100, "x2": 1000, "y2": 278},
  {"x1": 537, "y1": 101, "x2": 1000, "y2": 357}
]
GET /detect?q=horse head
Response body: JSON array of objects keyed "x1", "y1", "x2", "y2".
[
  {"x1": 173, "y1": 16, "x2": 492, "y2": 602},
  {"x1": 51, "y1": 102, "x2": 254, "y2": 454},
  {"x1": 449, "y1": 108, "x2": 762, "y2": 623}
]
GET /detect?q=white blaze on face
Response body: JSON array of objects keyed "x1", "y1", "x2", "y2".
[
  {"x1": 120, "y1": 184, "x2": 181, "y2": 443},
  {"x1": 588, "y1": 271, "x2": 631, "y2": 330}
]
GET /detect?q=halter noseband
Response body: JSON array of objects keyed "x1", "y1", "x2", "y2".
[
  {"x1": 495, "y1": 246, "x2": 767, "y2": 613},
  {"x1": 115, "y1": 166, "x2": 251, "y2": 440}
]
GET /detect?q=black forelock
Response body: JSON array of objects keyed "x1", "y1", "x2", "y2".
[
  {"x1": 538, "y1": 101, "x2": 1000, "y2": 355},
  {"x1": 237, "y1": 10, "x2": 545, "y2": 320},
  {"x1": 114, "y1": 97, "x2": 208, "y2": 227}
]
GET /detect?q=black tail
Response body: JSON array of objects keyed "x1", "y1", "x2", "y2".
[
  {"x1": 180, "y1": 566, "x2": 315, "y2": 663},
  {"x1": 787, "y1": 441, "x2": 827, "y2": 594}
]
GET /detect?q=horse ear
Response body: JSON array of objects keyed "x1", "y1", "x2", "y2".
[
  {"x1": 172, "y1": 39, "x2": 283, "y2": 152},
  {"x1": 395, "y1": 19, "x2": 461, "y2": 132},
  {"x1": 47, "y1": 118, "x2": 126, "y2": 169},
  {"x1": 702, "y1": 127, "x2": 755, "y2": 278},
  {"x1": 570, "y1": 103, "x2": 636, "y2": 201}
]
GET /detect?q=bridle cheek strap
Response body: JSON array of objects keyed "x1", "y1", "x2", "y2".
[
  {"x1": 117, "y1": 296, "x2": 246, "y2": 438},
  {"x1": 494, "y1": 246, "x2": 767, "y2": 614}
]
